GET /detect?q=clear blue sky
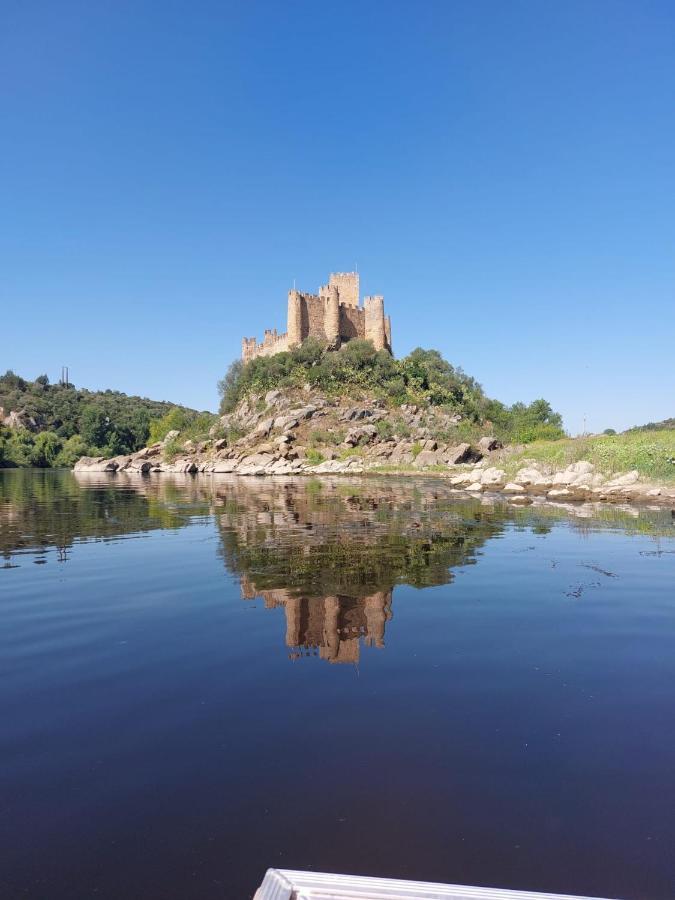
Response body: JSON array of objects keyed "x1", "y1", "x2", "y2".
[{"x1": 2, "y1": 0, "x2": 673, "y2": 433}]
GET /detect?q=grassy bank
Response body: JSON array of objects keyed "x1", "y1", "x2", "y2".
[{"x1": 503, "y1": 429, "x2": 675, "y2": 482}]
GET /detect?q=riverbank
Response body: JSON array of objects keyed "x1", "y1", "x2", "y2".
[
  {"x1": 73, "y1": 451, "x2": 675, "y2": 505},
  {"x1": 74, "y1": 387, "x2": 675, "y2": 506},
  {"x1": 72, "y1": 455, "x2": 675, "y2": 506}
]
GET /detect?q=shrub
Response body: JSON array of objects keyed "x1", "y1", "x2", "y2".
[
  {"x1": 216, "y1": 341, "x2": 565, "y2": 443},
  {"x1": 211, "y1": 424, "x2": 245, "y2": 446},
  {"x1": 218, "y1": 340, "x2": 492, "y2": 416},
  {"x1": 309, "y1": 428, "x2": 344, "y2": 447},
  {"x1": 162, "y1": 437, "x2": 183, "y2": 462},
  {"x1": 375, "y1": 419, "x2": 394, "y2": 441},
  {"x1": 393, "y1": 420, "x2": 411, "y2": 438},
  {"x1": 148, "y1": 408, "x2": 192, "y2": 444},
  {"x1": 148, "y1": 409, "x2": 217, "y2": 445}
]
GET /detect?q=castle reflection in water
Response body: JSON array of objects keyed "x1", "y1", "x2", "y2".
[
  {"x1": 214, "y1": 475, "x2": 503, "y2": 665},
  {"x1": 4, "y1": 470, "x2": 668, "y2": 666},
  {"x1": 241, "y1": 577, "x2": 392, "y2": 664}
]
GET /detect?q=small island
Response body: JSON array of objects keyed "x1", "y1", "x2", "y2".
[{"x1": 69, "y1": 270, "x2": 674, "y2": 506}]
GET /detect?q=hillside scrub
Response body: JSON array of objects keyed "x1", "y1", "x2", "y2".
[
  {"x1": 218, "y1": 339, "x2": 564, "y2": 444},
  {"x1": 0, "y1": 370, "x2": 203, "y2": 468},
  {"x1": 629, "y1": 417, "x2": 675, "y2": 432}
]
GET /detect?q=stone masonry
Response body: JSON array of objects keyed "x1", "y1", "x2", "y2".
[{"x1": 242, "y1": 271, "x2": 392, "y2": 362}]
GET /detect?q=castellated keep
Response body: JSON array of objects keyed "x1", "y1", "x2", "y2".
[{"x1": 242, "y1": 271, "x2": 392, "y2": 362}]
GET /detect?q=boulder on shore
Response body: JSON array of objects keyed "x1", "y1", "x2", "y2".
[{"x1": 73, "y1": 456, "x2": 119, "y2": 473}]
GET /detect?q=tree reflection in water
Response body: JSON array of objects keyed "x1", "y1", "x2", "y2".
[{"x1": 2, "y1": 470, "x2": 671, "y2": 663}]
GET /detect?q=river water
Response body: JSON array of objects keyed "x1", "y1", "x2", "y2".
[{"x1": 1, "y1": 470, "x2": 674, "y2": 899}]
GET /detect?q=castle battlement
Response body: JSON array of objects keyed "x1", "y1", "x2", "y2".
[{"x1": 242, "y1": 270, "x2": 392, "y2": 362}]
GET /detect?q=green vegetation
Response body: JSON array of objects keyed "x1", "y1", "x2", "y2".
[
  {"x1": 375, "y1": 419, "x2": 394, "y2": 441},
  {"x1": 218, "y1": 339, "x2": 564, "y2": 444},
  {"x1": 309, "y1": 428, "x2": 345, "y2": 447},
  {"x1": 0, "y1": 370, "x2": 203, "y2": 468},
  {"x1": 504, "y1": 429, "x2": 675, "y2": 482},
  {"x1": 148, "y1": 407, "x2": 217, "y2": 445},
  {"x1": 305, "y1": 448, "x2": 325, "y2": 465},
  {"x1": 161, "y1": 436, "x2": 184, "y2": 463},
  {"x1": 629, "y1": 417, "x2": 675, "y2": 432}
]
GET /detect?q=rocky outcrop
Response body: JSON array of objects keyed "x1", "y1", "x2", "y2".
[{"x1": 1, "y1": 408, "x2": 40, "y2": 432}]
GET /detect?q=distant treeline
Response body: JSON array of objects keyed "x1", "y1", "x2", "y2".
[
  {"x1": 0, "y1": 371, "x2": 204, "y2": 468},
  {"x1": 629, "y1": 418, "x2": 675, "y2": 432}
]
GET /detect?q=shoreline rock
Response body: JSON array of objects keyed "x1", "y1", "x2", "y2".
[
  {"x1": 72, "y1": 453, "x2": 675, "y2": 507},
  {"x1": 72, "y1": 389, "x2": 675, "y2": 507}
]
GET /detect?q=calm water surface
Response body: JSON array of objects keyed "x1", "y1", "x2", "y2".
[{"x1": 1, "y1": 470, "x2": 675, "y2": 899}]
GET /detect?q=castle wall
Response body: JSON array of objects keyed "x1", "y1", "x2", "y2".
[
  {"x1": 300, "y1": 294, "x2": 329, "y2": 342},
  {"x1": 339, "y1": 304, "x2": 365, "y2": 340},
  {"x1": 242, "y1": 329, "x2": 289, "y2": 363}
]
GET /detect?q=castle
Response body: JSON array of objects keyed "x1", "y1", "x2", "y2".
[{"x1": 242, "y1": 271, "x2": 392, "y2": 362}]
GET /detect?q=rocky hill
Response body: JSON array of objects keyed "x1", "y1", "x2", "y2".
[{"x1": 76, "y1": 386, "x2": 490, "y2": 475}]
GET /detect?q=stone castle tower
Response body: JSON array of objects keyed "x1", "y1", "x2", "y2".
[{"x1": 242, "y1": 271, "x2": 392, "y2": 362}]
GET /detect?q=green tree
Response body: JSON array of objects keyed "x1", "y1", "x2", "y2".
[
  {"x1": 55, "y1": 434, "x2": 89, "y2": 467},
  {"x1": 30, "y1": 432, "x2": 64, "y2": 467},
  {"x1": 218, "y1": 360, "x2": 245, "y2": 413},
  {"x1": 106, "y1": 425, "x2": 136, "y2": 456},
  {"x1": 80, "y1": 405, "x2": 112, "y2": 449},
  {"x1": 5, "y1": 430, "x2": 35, "y2": 466},
  {"x1": 507, "y1": 399, "x2": 565, "y2": 443},
  {"x1": 0, "y1": 370, "x2": 27, "y2": 391},
  {"x1": 0, "y1": 426, "x2": 8, "y2": 467},
  {"x1": 129, "y1": 408, "x2": 150, "y2": 449}
]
